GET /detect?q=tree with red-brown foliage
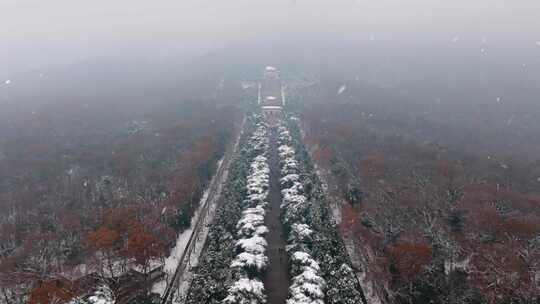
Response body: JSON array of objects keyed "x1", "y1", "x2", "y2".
[
  {"x1": 457, "y1": 183, "x2": 540, "y2": 303},
  {"x1": 388, "y1": 241, "x2": 432, "y2": 283},
  {"x1": 458, "y1": 184, "x2": 504, "y2": 239},
  {"x1": 313, "y1": 146, "x2": 334, "y2": 169},
  {"x1": 28, "y1": 277, "x2": 78, "y2": 304},
  {"x1": 434, "y1": 159, "x2": 464, "y2": 204},
  {"x1": 470, "y1": 240, "x2": 539, "y2": 304},
  {"x1": 84, "y1": 207, "x2": 137, "y2": 278},
  {"x1": 191, "y1": 136, "x2": 217, "y2": 168},
  {"x1": 86, "y1": 227, "x2": 120, "y2": 252},
  {"x1": 502, "y1": 216, "x2": 539, "y2": 241},
  {"x1": 359, "y1": 152, "x2": 386, "y2": 180},
  {"x1": 85, "y1": 226, "x2": 123, "y2": 279},
  {"x1": 122, "y1": 223, "x2": 166, "y2": 273},
  {"x1": 340, "y1": 203, "x2": 361, "y2": 237},
  {"x1": 111, "y1": 150, "x2": 136, "y2": 181}
]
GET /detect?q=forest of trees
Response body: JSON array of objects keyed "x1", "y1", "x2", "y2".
[
  {"x1": 186, "y1": 114, "x2": 365, "y2": 304},
  {"x1": 0, "y1": 69, "x2": 243, "y2": 303},
  {"x1": 1, "y1": 60, "x2": 538, "y2": 304},
  {"x1": 293, "y1": 78, "x2": 540, "y2": 303}
]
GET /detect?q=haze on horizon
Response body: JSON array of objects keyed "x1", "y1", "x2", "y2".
[
  {"x1": 1, "y1": 0, "x2": 539, "y2": 78},
  {"x1": 2, "y1": 2, "x2": 540, "y2": 303}
]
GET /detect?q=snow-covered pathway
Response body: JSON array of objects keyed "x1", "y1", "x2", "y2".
[
  {"x1": 153, "y1": 118, "x2": 245, "y2": 304},
  {"x1": 262, "y1": 128, "x2": 290, "y2": 304}
]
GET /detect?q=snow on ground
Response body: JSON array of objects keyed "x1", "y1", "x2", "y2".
[
  {"x1": 151, "y1": 175, "x2": 213, "y2": 295},
  {"x1": 170, "y1": 147, "x2": 238, "y2": 303},
  {"x1": 152, "y1": 119, "x2": 246, "y2": 301},
  {"x1": 173, "y1": 209, "x2": 218, "y2": 303},
  {"x1": 68, "y1": 284, "x2": 116, "y2": 304},
  {"x1": 86, "y1": 285, "x2": 115, "y2": 304}
]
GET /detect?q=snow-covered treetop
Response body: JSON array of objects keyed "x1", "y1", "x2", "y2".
[
  {"x1": 237, "y1": 212, "x2": 265, "y2": 235},
  {"x1": 281, "y1": 173, "x2": 300, "y2": 186},
  {"x1": 226, "y1": 116, "x2": 270, "y2": 302},
  {"x1": 281, "y1": 182, "x2": 303, "y2": 197},
  {"x1": 290, "y1": 223, "x2": 313, "y2": 242},
  {"x1": 282, "y1": 193, "x2": 307, "y2": 208},
  {"x1": 236, "y1": 236, "x2": 268, "y2": 254},
  {"x1": 277, "y1": 122, "x2": 327, "y2": 304},
  {"x1": 291, "y1": 251, "x2": 321, "y2": 272},
  {"x1": 287, "y1": 251, "x2": 326, "y2": 304},
  {"x1": 278, "y1": 145, "x2": 295, "y2": 159},
  {"x1": 250, "y1": 123, "x2": 269, "y2": 153},
  {"x1": 223, "y1": 278, "x2": 267, "y2": 304},
  {"x1": 231, "y1": 251, "x2": 269, "y2": 273}
]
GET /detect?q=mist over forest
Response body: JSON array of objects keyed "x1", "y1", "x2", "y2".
[{"x1": 1, "y1": 1, "x2": 540, "y2": 304}]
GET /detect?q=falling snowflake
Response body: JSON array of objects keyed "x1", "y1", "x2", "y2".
[
  {"x1": 337, "y1": 85, "x2": 347, "y2": 95},
  {"x1": 4, "y1": 80, "x2": 10, "y2": 85},
  {"x1": 506, "y1": 114, "x2": 515, "y2": 126}
]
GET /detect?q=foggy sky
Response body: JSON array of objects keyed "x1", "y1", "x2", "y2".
[{"x1": 1, "y1": 0, "x2": 539, "y2": 78}]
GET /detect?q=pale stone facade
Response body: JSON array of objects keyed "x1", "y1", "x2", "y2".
[{"x1": 260, "y1": 67, "x2": 283, "y2": 125}]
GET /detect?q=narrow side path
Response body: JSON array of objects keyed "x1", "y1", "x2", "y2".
[
  {"x1": 156, "y1": 118, "x2": 245, "y2": 304},
  {"x1": 263, "y1": 127, "x2": 289, "y2": 304}
]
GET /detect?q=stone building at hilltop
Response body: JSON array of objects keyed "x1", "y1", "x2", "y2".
[{"x1": 259, "y1": 66, "x2": 283, "y2": 125}]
